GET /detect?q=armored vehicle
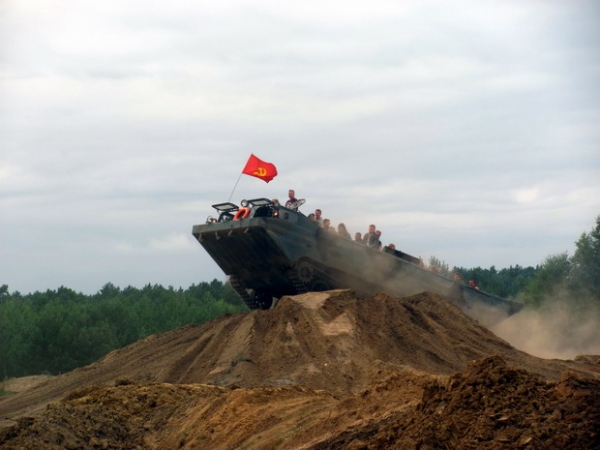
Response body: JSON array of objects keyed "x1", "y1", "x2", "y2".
[{"x1": 192, "y1": 198, "x2": 523, "y2": 326}]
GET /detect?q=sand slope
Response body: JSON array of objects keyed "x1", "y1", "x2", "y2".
[{"x1": 1, "y1": 290, "x2": 599, "y2": 449}]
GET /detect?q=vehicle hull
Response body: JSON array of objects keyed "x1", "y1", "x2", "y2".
[{"x1": 192, "y1": 202, "x2": 523, "y2": 326}]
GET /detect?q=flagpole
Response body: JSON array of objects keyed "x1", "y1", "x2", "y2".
[{"x1": 228, "y1": 172, "x2": 243, "y2": 203}]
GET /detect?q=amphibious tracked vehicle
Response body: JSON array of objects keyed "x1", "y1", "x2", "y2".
[{"x1": 192, "y1": 198, "x2": 523, "y2": 326}]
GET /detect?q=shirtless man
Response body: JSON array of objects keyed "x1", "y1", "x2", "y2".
[
  {"x1": 314, "y1": 208, "x2": 324, "y2": 225},
  {"x1": 285, "y1": 189, "x2": 298, "y2": 209}
]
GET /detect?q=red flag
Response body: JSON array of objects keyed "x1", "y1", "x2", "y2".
[{"x1": 241, "y1": 154, "x2": 278, "y2": 183}]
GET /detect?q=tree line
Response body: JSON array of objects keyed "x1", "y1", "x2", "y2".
[
  {"x1": 428, "y1": 256, "x2": 538, "y2": 300},
  {"x1": 0, "y1": 280, "x2": 246, "y2": 379},
  {"x1": 1, "y1": 216, "x2": 598, "y2": 380},
  {"x1": 452, "y1": 215, "x2": 600, "y2": 311}
]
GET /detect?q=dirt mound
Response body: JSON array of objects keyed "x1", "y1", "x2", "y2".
[
  {"x1": 0, "y1": 381, "x2": 337, "y2": 450},
  {"x1": 1, "y1": 358, "x2": 598, "y2": 450},
  {"x1": 0, "y1": 376, "x2": 53, "y2": 395},
  {"x1": 1, "y1": 290, "x2": 599, "y2": 449},
  {"x1": 310, "y1": 356, "x2": 600, "y2": 449}
]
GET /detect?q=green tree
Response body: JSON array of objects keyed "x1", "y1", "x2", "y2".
[
  {"x1": 570, "y1": 215, "x2": 600, "y2": 300},
  {"x1": 519, "y1": 252, "x2": 572, "y2": 307},
  {"x1": 97, "y1": 282, "x2": 121, "y2": 299},
  {"x1": 428, "y1": 256, "x2": 451, "y2": 277},
  {"x1": 0, "y1": 281, "x2": 246, "y2": 378}
]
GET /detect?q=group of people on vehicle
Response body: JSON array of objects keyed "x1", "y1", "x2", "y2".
[
  {"x1": 453, "y1": 272, "x2": 480, "y2": 290},
  {"x1": 322, "y1": 217, "x2": 388, "y2": 251},
  {"x1": 278, "y1": 189, "x2": 395, "y2": 251},
  {"x1": 275, "y1": 191, "x2": 485, "y2": 289}
]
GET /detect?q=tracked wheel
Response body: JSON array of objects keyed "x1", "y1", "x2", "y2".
[
  {"x1": 290, "y1": 260, "x2": 334, "y2": 293},
  {"x1": 229, "y1": 275, "x2": 259, "y2": 310},
  {"x1": 251, "y1": 289, "x2": 274, "y2": 310},
  {"x1": 307, "y1": 272, "x2": 332, "y2": 292},
  {"x1": 296, "y1": 261, "x2": 315, "y2": 283},
  {"x1": 310, "y1": 277, "x2": 331, "y2": 292}
]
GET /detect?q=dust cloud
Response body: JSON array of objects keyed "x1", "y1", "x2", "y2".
[{"x1": 491, "y1": 298, "x2": 600, "y2": 360}]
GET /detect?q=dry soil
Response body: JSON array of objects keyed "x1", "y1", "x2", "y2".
[{"x1": 1, "y1": 290, "x2": 599, "y2": 449}]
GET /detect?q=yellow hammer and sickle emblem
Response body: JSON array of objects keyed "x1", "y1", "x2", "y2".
[{"x1": 254, "y1": 167, "x2": 267, "y2": 177}]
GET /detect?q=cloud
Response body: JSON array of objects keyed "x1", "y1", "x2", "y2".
[
  {"x1": 1, "y1": 0, "x2": 599, "y2": 295},
  {"x1": 514, "y1": 188, "x2": 540, "y2": 204},
  {"x1": 149, "y1": 233, "x2": 197, "y2": 252}
]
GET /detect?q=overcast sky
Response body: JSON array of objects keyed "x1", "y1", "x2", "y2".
[{"x1": 2, "y1": 1, "x2": 599, "y2": 295}]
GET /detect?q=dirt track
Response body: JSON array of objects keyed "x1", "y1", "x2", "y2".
[{"x1": 1, "y1": 290, "x2": 599, "y2": 449}]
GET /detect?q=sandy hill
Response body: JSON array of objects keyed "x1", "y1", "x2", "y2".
[{"x1": 1, "y1": 290, "x2": 599, "y2": 449}]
